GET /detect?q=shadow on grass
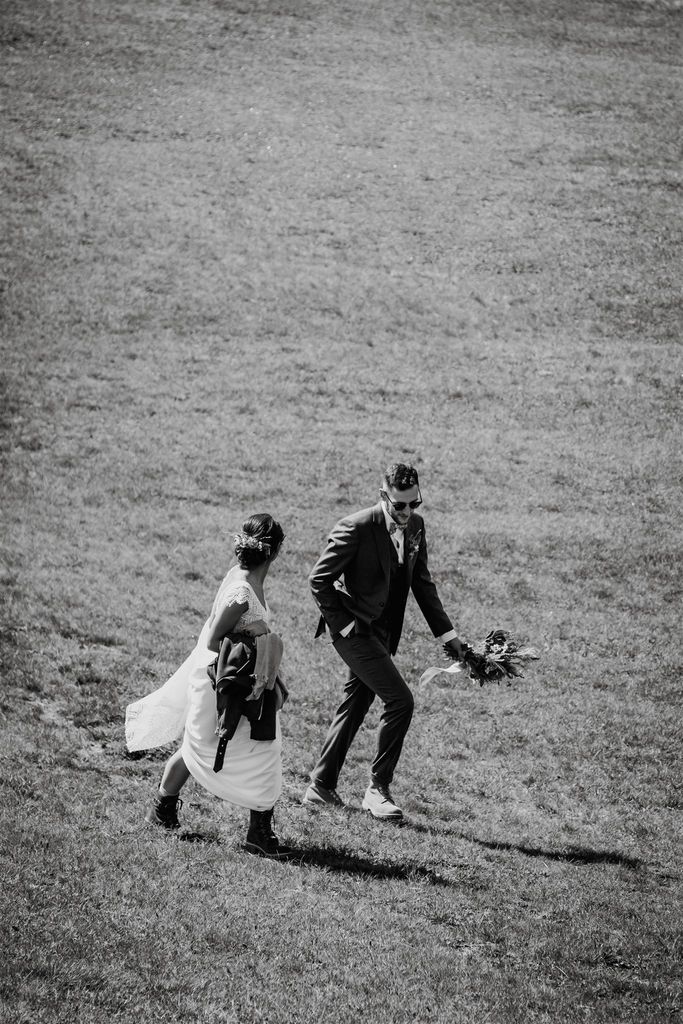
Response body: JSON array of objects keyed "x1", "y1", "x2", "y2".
[
  {"x1": 177, "y1": 830, "x2": 222, "y2": 844},
  {"x1": 150, "y1": 833, "x2": 449, "y2": 882},
  {"x1": 402, "y1": 820, "x2": 642, "y2": 869},
  {"x1": 470, "y1": 836, "x2": 642, "y2": 869},
  {"x1": 282, "y1": 843, "x2": 451, "y2": 885}
]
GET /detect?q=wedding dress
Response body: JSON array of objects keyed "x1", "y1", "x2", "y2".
[{"x1": 125, "y1": 569, "x2": 282, "y2": 811}]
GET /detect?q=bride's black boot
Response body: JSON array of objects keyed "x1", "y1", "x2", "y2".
[
  {"x1": 245, "y1": 808, "x2": 292, "y2": 859},
  {"x1": 145, "y1": 791, "x2": 183, "y2": 830}
]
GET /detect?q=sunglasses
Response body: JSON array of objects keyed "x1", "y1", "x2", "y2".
[{"x1": 381, "y1": 489, "x2": 423, "y2": 511}]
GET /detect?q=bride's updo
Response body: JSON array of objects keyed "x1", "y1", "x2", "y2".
[{"x1": 233, "y1": 513, "x2": 285, "y2": 569}]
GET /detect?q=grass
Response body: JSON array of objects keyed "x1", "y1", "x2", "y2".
[{"x1": 1, "y1": 0, "x2": 681, "y2": 1021}]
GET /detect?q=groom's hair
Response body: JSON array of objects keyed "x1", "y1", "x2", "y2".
[{"x1": 383, "y1": 463, "x2": 419, "y2": 491}]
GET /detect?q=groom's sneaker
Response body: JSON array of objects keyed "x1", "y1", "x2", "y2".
[
  {"x1": 362, "y1": 784, "x2": 403, "y2": 820},
  {"x1": 302, "y1": 780, "x2": 345, "y2": 807}
]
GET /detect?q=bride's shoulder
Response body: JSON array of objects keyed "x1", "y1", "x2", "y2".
[{"x1": 216, "y1": 568, "x2": 252, "y2": 605}]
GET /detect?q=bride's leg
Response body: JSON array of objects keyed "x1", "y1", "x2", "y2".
[
  {"x1": 159, "y1": 749, "x2": 190, "y2": 796},
  {"x1": 145, "y1": 749, "x2": 189, "y2": 830}
]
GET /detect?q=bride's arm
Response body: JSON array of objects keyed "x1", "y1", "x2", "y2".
[{"x1": 207, "y1": 600, "x2": 249, "y2": 652}]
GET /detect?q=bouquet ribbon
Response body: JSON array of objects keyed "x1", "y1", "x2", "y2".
[{"x1": 419, "y1": 662, "x2": 464, "y2": 686}]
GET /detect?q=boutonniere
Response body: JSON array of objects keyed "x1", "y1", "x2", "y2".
[{"x1": 407, "y1": 531, "x2": 422, "y2": 559}]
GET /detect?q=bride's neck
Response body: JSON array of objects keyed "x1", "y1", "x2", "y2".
[{"x1": 243, "y1": 562, "x2": 269, "y2": 587}]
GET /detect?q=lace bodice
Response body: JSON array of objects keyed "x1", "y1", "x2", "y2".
[{"x1": 212, "y1": 575, "x2": 269, "y2": 632}]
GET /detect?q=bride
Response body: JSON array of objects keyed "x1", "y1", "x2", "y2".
[{"x1": 125, "y1": 513, "x2": 290, "y2": 858}]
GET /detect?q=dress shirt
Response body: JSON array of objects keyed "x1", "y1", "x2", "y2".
[{"x1": 382, "y1": 504, "x2": 405, "y2": 564}]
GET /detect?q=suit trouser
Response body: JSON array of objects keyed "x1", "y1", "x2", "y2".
[{"x1": 311, "y1": 629, "x2": 414, "y2": 789}]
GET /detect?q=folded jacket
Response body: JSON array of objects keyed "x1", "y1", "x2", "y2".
[{"x1": 207, "y1": 632, "x2": 287, "y2": 772}]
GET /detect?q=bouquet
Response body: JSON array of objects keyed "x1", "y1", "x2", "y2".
[{"x1": 419, "y1": 630, "x2": 539, "y2": 687}]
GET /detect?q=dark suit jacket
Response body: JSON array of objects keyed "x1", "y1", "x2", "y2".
[{"x1": 309, "y1": 503, "x2": 453, "y2": 655}]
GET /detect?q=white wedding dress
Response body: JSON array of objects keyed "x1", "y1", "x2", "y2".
[{"x1": 125, "y1": 569, "x2": 282, "y2": 811}]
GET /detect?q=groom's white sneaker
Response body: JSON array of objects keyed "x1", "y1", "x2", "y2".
[
  {"x1": 303, "y1": 780, "x2": 345, "y2": 807},
  {"x1": 362, "y1": 783, "x2": 403, "y2": 820}
]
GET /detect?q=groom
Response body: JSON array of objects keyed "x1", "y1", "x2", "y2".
[{"x1": 303, "y1": 462, "x2": 463, "y2": 819}]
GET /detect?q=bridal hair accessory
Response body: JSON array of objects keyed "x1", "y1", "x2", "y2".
[
  {"x1": 234, "y1": 533, "x2": 271, "y2": 556},
  {"x1": 420, "y1": 630, "x2": 540, "y2": 687}
]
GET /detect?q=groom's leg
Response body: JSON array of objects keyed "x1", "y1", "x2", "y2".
[
  {"x1": 310, "y1": 669, "x2": 375, "y2": 790},
  {"x1": 312, "y1": 633, "x2": 413, "y2": 789}
]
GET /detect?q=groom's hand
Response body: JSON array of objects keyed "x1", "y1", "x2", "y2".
[{"x1": 443, "y1": 637, "x2": 464, "y2": 661}]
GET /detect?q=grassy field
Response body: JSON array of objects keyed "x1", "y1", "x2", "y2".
[{"x1": 1, "y1": 0, "x2": 681, "y2": 1021}]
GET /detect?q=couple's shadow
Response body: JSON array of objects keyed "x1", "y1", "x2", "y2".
[
  {"x1": 175, "y1": 815, "x2": 641, "y2": 878},
  {"x1": 176, "y1": 828, "x2": 449, "y2": 883}
]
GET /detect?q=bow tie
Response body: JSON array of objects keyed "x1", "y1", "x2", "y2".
[{"x1": 388, "y1": 522, "x2": 405, "y2": 535}]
